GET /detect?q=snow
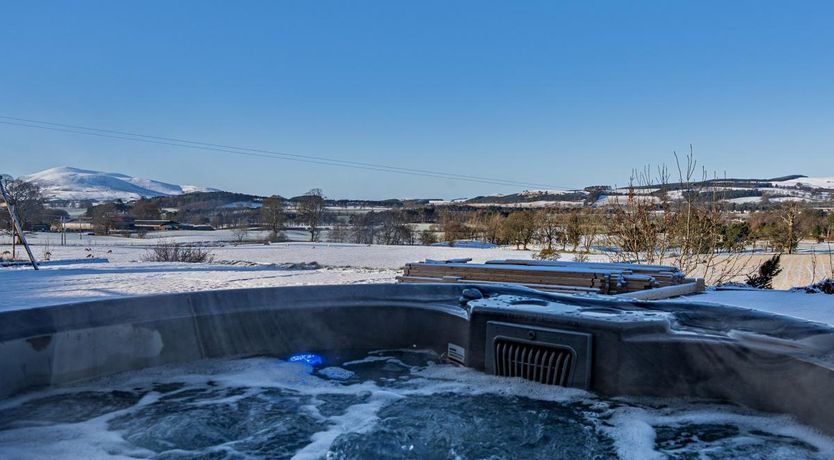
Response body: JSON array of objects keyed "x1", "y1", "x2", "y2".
[
  {"x1": 679, "y1": 288, "x2": 834, "y2": 327},
  {"x1": 726, "y1": 196, "x2": 766, "y2": 204},
  {"x1": 22, "y1": 166, "x2": 218, "y2": 201},
  {"x1": 431, "y1": 239, "x2": 497, "y2": 248},
  {"x1": 465, "y1": 200, "x2": 583, "y2": 208},
  {"x1": 220, "y1": 200, "x2": 262, "y2": 209},
  {"x1": 690, "y1": 252, "x2": 834, "y2": 290},
  {"x1": 1, "y1": 231, "x2": 533, "y2": 268},
  {"x1": 2, "y1": 231, "x2": 832, "y2": 328},
  {"x1": 0, "y1": 234, "x2": 535, "y2": 311},
  {"x1": 595, "y1": 195, "x2": 662, "y2": 206},
  {"x1": 771, "y1": 195, "x2": 814, "y2": 202},
  {"x1": 517, "y1": 188, "x2": 573, "y2": 196},
  {"x1": 0, "y1": 262, "x2": 395, "y2": 311},
  {"x1": 775, "y1": 176, "x2": 834, "y2": 189}
]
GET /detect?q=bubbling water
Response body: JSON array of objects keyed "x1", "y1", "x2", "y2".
[{"x1": 0, "y1": 350, "x2": 831, "y2": 459}]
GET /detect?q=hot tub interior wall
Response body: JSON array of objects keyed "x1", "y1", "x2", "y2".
[
  {"x1": 0, "y1": 285, "x2": 470, "y2": 396},
  {"x1": 1, "y1": 284, "x2": 834, "y2": 436}
]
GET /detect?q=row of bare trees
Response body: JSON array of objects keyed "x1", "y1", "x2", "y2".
[
  {"x1": 597, "y1": 149, "x2": 833, "y2": 282},
  {"x1": 435, "y1": 207, "x2": 602, "y2": 255},
  {"x1": 258, "y1": 188, "x2": 328, "y2": 242},
  {"x1": 328, "y1": 211, "x2": 417, "y2": 245}
]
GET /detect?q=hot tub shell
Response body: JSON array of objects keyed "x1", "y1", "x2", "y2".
[{"x1": 1, "y1": 284, "x2": 833, "y2": 435}]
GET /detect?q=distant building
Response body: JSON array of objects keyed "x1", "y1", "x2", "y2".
[
  {"x1": 55, "y1": 219, "x2": 95, "y2": 232},
  {"x1": 111, "y1": 215, "x2": 136, "y2": 231},
  {"x1": 179, "y1": 223, "x2": 215, "y2": 231},
  {"x1": 134, "y1": 220, "x2": 180, "y2": 231}
]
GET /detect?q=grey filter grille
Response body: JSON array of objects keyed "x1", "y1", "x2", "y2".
[
  {"x1": 494, "y1": 338, "x2": 573, "y2": 386},
  {"x1": 485, "y1": 321, "x2": 592, "y2": 389}
]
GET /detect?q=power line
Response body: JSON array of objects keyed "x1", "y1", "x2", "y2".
[
  {"x1": 0, "y1": 115, "x2": 566, "y2": 190},
  {"x1": 0, "y1": 119, "x2": 534, "y2": 188}
]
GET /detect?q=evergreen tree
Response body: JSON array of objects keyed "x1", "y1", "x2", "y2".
[{"x1": 746, "y1": 254, "x2": 783, "y2": 289}]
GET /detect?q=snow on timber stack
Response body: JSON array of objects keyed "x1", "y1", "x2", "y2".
[{"x1": 398, "y1": 259, "x2": 694, "y2": 296}]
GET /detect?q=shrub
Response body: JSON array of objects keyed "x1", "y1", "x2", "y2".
[
  {"x1": 419, "y1": 229, "x2": 438, "y2": 246},
  {"x1": 746, "y1": 254, "x2": 782, "y2": 289},
  {"x1": 805, "y1": 279, "x2": 834, "y2": 294},
  {"x1": 268, "y1": 230, "x2": 287, "y2": 243},
  {"x1": 573, "y1": 252, "x2": 590, "y2": 263},
  {"x1": 143, "y1": 242, "x2": 214, "y2": 263},
  {"x1": 534, "y1": 248, "x2": 561, "y2": 261}
]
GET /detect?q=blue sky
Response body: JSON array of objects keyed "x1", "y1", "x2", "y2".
[{"x1": 1, "y1": 1, "x2": 832, "y2": 199}]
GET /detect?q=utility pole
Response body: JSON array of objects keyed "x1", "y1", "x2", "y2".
[
  {"x1": 60, "y1": 215, "x2": 67, "y2": 246},
  {"x1": 0, "y1": 176, "x2": 38, "y2": 270}
]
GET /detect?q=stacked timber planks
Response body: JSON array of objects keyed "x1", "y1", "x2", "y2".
[
  {"x1": 398, "y1": 259, "x2": 687, "y2": 295},
  {"x1": 485, "y1": 260, "x2": 686, "y2": 288}
]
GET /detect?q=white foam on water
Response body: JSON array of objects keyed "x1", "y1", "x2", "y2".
[
  {"x1": 0, "y1": 422, "x2": 150, "y2": 460},
  {"x1": 407, "y1": 363, "x2": 589, "y2": 402},
  {"x1": 0, "y1": 391, "x2": 163, "y2": 460},
  {"x1": 292, "y1": 390, "x2": 403, "y2": 460},
  {"x1": 1, "y1": 355, "x2": 833, "y2": 459},
  {"x1": 340, "y1": 355, "x2": 410, "y2": 368},
  {"x1": 317, "y1": 367, "x2": 356, "y2": 380},
  {"x1": 603, "y1": 402, "x2": 834, "y2": 460}
]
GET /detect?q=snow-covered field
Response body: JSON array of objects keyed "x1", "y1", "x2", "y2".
[
  {"x1": 0, "y1": 231, "x2": 535, "y2": 311},
  {"x1": 1, "y1": 231, "x2": 832, "y2": 328},
  {"x1": 685, "y1": 251, "x2": 834, "y2": 289},
  {"x1": 1, "y1": 230, "x2": 535, "y2": 268},
  {"x1": 0, "y1": 262, "x2": 395, "y2": 311}
]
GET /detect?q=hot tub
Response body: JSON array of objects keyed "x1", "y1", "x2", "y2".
[{"x1": 1, "y1": 284, "x2": 833, "y2": 458}]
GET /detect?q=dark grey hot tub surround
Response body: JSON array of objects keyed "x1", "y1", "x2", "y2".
[{"x1": 1, "y1": 283, "x2": 833, "y2": 435}]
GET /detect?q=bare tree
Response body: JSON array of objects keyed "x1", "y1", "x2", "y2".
[
  {"x1": 377, "y1": 211, "x2": 414, "y2": 245},
  {"x1": 606, "y1": 148, "x2": 752, "y2": 284},
  {"x1": 231, "y1": 220, "x2": 249, "y2": 243},
  {"x1": 419, "y1": 228, "x2": 439, "y2": 245},
  {"x1": 827, "y1": 213, "x2": 834, "y2": 242},
  {"x1": 350, "y1": 213, "x2": 377, "y2": 244},
  {"x1": 827, "y1": 213, "x2": 834, "y2": 278},
  {"x1": 605, "y1": 174, "x2": 663, "y2": 264},
  {"x1": 503, "y1": 211, "x2": 537, "y2": 250},
  {"x1": 565, "y1": 209, "x2": 583, "y2": 252},
  {"x1": 438, "y1": 210, "x2": 470, "y2": 245},
  {"x1": 89, "y1": 202, "x2": 125, "y2": 235},
  {"x1": 298, "y1": 188, "x2": 327, "y2": 242},
  {"x1": 261, "y1": 195, "x2": 286, "y2": 241},
  {"x1": 328, "y1": 221, "x2": 351, "y2": 243},
  {"x1": 579, "y1": 208, "x2": 600, "y2": 254},
  {"x1": 484, "y1": 212, "x2": 507, "y2": 245},
  {"x1": 0, "y1": 178, "x2": 45, "y2": 232},
  {"x1": 130, "y1": 200, "x2": 161, "y2": 220},
  {"x1": 771, "y1": 201, "x2": 803, "y2": 254},
  {"x1": 535, "y1": 209, "x2": 562, "y2": 251}
]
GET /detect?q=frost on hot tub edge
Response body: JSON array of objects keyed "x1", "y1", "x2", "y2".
[{"x1": 0, "y1": 283, "x2": 833, "y2": 435}]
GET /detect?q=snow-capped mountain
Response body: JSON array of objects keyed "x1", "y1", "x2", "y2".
[{"x1": 23, "y1": 167, "x2": 218, "y2": 202}]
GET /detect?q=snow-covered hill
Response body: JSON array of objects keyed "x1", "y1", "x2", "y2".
[
  {"x1": 444, "y1": 175, "x2": 834, "y2": 208},
  {"x1": 773, "y1": 176, "x2": 834, "y2": 189},
  {"x1": 23, "y1": 167, "x2": 218, "y2": 202}
]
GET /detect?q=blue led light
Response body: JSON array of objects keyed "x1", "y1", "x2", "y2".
[{"x1": 288, "y1": 353, "x2": 323, "y2": 366}]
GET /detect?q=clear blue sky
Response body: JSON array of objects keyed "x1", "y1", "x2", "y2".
[{"x1": 1, "y1": 1, "x2": 832, "y2": 199}]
